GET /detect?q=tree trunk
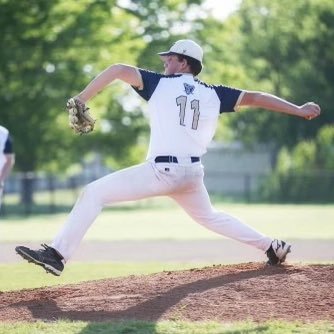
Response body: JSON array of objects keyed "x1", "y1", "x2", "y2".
[{"x1": 20, "y1": 172, "x2": 35, "y2": 215}]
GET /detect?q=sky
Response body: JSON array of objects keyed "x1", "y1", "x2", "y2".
[{"x1": 204, "y1": 0, "x2": 242, "y2": 21}]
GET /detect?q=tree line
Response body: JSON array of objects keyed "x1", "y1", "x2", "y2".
[{"x1": 1, "y1": 0, "x2": 333, "y2": 200}]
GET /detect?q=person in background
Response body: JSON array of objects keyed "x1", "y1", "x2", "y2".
[{"x1": 0, "y1": 125, "x2": 15, "y2": 210}]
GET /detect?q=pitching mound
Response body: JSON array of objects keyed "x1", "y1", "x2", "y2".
[{"x1": 1, "y1": 263, "x2": 333, "y2": 323}]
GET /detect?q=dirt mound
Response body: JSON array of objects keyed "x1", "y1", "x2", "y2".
[{"x1": 1, "y1": 263, "x2": 333, "y2": 323}]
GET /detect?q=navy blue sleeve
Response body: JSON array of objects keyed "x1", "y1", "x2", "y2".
[
  {"x1": 132, "y1": 69, "x2": 163, "y2": 101},
  {"x1": 213, "y1": 85, "x2": 243, "y2": 113},
  {"x1": 3, "y1": 134, "x2": 13, "y2": 154}
]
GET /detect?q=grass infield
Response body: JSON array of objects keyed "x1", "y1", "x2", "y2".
[
  {"x1": 1, "y1": 200, "x2": 334, "y2": 242},
  {"x1": 0, "y1": 262, "x2": 205, "y2": 291},
  {"x1": 0, "y1": 320, "x2": 333, "y2": 333}
]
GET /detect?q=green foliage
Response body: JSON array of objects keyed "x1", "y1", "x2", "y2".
[
  {"x1": 2, "y1": 0, "x2": 334, "y2": 179},
  {"x1": 227, "y1": 0, "x2": 334, "y2": 148},
  {"x1": 261, "y1": 125, "x2": 334, "y2": 202},
  {"x1": 121, "y1": 0, "x2": 205, "y2": 80},
  {"x1": 0, "y1": 0, "x2": 208, "y2": 173},
  {"x1": 1, "y1": 0, "x2": 125, "y2": 171},
  {"x1": 316, "y1": 125, "x2": 334, "y2": 169},
  {"x1": 195, "y1": 15, "x2": 248, "y2": 141}
]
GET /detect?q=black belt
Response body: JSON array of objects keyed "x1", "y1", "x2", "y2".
[{"x1": 154, "y1": 156, "x2": 200, "y2": 163}]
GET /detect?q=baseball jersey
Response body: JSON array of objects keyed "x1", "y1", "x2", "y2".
[
  {"x1": 0, "y1": 126, "x2": 13, "y2": 171},
  {"x1": 132, "y1": 69, "x2": 244, "y2": 160}
]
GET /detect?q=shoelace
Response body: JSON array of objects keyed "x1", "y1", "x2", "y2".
[
  {"x1": 40, "y1": 243, "x2": 64, "y2": 260},
  {"x1": 41, "y1": 243, "x2": 51, "y2": 251}
]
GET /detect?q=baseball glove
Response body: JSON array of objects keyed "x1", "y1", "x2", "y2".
[{"x1": 66, "y1": 97, "x2": 95, "y2": 134}]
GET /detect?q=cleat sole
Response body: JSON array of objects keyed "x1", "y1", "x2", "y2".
[{"x1": 16, "y1": 248, "x2": 61, "y2": 276}]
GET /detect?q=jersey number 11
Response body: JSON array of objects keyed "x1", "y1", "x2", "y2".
[{"x1": 176, "y1": 96, "x2": 200, "y2": 130}]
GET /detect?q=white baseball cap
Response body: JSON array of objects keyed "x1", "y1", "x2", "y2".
[{"x1": 158, "y1": 39, "x2": 203, "y2": 63}]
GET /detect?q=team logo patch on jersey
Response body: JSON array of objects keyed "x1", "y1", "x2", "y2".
[{"x1": 184, "y1": 83, "x2": 195, "y2": 95}]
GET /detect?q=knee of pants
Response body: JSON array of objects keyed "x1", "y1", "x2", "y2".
[
  {"x1": 194, "y1": 210, "x2": 232, "y2": 227},
  {"x1": 79, "y1": 182, "x2": 103, "y2": 206},
  {"x1": 192, "y1": 210, "x2": 219, "y2": 224}
]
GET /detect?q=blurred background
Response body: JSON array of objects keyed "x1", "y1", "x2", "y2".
[{"x1": 1, "y1": 0, "x2": 333, "y2": 216}]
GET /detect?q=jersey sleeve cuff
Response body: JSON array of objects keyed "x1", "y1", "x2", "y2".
[
  {"x1": 234, "y1": 90, "x2": 245, "y2": 111},
  {"x1": 134, "y1": 68, "x2": 144, "y2": 90}
]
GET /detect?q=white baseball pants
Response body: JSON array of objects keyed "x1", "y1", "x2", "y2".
[
  {"x1": 52, "y1": 160, "x2": 272, "y2": 261},
  {"x1": 0, "y1": 187, "x2": 3, "y2": 210}
]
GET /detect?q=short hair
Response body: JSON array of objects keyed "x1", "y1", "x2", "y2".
[{"x1": 176, "y1": 54, "x2": 203, "y2": 76}]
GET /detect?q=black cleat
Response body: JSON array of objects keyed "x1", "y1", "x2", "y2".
[
  {"x1": 266, "y1": 239, "x2": 291, "y2": 265},
  {"x1": 16, "y1": 244, "x2": 64, "y2": 276}
]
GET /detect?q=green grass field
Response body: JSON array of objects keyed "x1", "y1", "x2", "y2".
[
  {"x1": 1, "y1": 319, "x2": 333, "y2": 334},
  {"x1": 1, "y1": 200, "x2": 333, "y2": 333},
  {"x1": 1, "y1": 199, "x2": 334, "y2": 242},
  {"x1": 0, "y1": 262, "x2": 206, "y2": 291}
]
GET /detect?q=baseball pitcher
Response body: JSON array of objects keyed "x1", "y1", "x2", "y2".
[{"x1": 16, "y1": 40, "x2": 321, "y2": 276}]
